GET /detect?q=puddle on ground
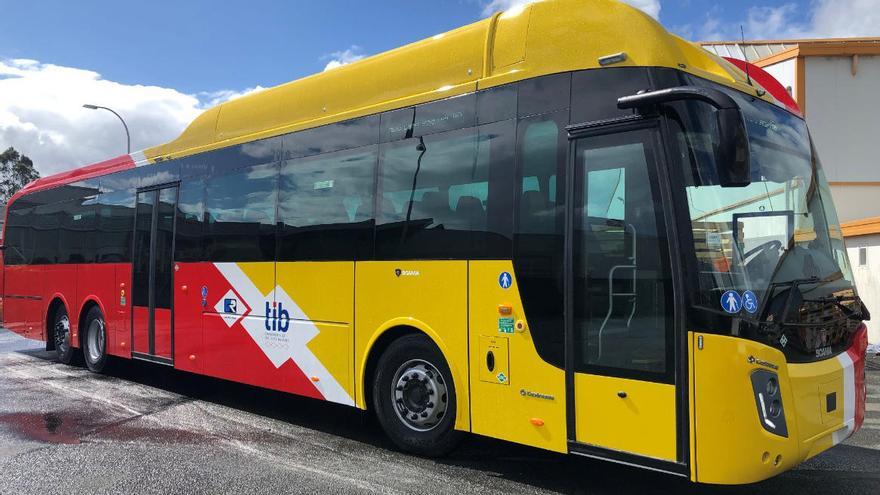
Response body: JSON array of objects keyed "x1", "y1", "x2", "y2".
[
  {"x1": 0, "y1": 411, "x2": 213, "y2": 445},
  {"x1": 0, "y1": 412, "x2": 81, "y2": 444}
]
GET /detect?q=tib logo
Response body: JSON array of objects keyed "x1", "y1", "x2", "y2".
[{"x1": 264, "y1": 301, "x2": 290, "y2": 332}]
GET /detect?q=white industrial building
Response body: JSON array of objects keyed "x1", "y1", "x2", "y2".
[{"x1": 702, "y1": 38, "x2": 880, "y2": 344}]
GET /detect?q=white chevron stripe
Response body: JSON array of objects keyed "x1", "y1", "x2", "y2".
[
  {"x1": 213, "y1": 263, "x2": 354, "y2": 406},
  {"x1": 832, "y1": 351, "x2": 856, "y2": 445}
]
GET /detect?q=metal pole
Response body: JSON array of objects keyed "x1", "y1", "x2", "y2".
[{"x1": 83, "y1": 104, "x2": 131, "y2": 154}]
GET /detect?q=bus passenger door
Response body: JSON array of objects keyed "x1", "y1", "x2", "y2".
[
  {"x1": 131, "y1": 185, "x2": 178, "y2": 364},
  {"x1": 566, "y1": 122, "x2": 684, "y2": 469}
]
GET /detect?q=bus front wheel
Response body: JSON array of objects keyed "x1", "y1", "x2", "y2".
[
  {"x1": 372, "y1": 334, "x2": 463, "y2": 457},
  {"x1": 82, "y1": 306, "x2": 108, "y2": 373}
]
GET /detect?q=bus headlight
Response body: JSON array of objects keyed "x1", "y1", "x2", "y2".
[{"x1": 751, "y1": 370, "x2": 788, "y2": 437}]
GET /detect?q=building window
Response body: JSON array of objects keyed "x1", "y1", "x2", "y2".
[{"x1": 859, "y1": 246, "x2": 867, "y2": 266}]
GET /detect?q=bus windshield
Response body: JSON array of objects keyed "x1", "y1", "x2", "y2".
[{"x1": 674, "y1": 85, "x2": 858, "y2": 330}]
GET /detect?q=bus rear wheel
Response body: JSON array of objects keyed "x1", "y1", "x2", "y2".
[
  {"x1": 372, "y1": 334, "x2": 463, "y2": 457},
  {"x1": 53, "y1": 306, "x2": 79, "y2": 365},
  {"x1": 82, "y1": 306, "x2": 108, "y2": 373}
]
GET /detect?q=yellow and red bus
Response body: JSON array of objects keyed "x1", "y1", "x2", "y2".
[{"x1": 0, "y1": 0, "x2": 869, "y2": 484}]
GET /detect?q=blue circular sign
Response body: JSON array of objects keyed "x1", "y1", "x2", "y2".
[
  {"x1": 498, "y1": 272, "x2": 512, "y2": 289},
  {"x1": 742, "y1": 290, "x2": 758, "y2": 314},
  {"x1": 720, "y1": 290, "x2": 742, "y2": 314}
]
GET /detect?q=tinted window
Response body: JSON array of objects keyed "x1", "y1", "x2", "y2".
[
  {"x1": 4, "y1": 203, "x2": 34, "y2": 265},
  {"x1": 570, "y1": 68, "x2": 651, "y2": 124},
  {"x1": 132, "y1": 191, "x2": 154, "y2": 308},
  {"x1": 202, "y1": 137, "x2": 281, "y2": 176},
  {"x1": 518, "y1": 72, "x2": 570, "y2": 118},
  {"x1": 278, "y1": 146, "x2": 376, "y2": 261},
  {"x1": 380, "y1": 94, "x2": 476, "y2": 143},
  {"x1": 138, "y1": 160, "x2": 180, "y2": 189},
  {"x1": 283, "y1": 116, "x2": 378, "y2": 159},
  {"x1": 477, "y1": 83, "x2": 517, "y2": 125},
  {"x1": 204, "y1": 163, "x2": 278, "y2": 262},
  {"x1": 155, "y1": 187, "x2": 177, "y2": 309},
  {"x1": 175, "y1": 179, "x2": 204, "y2": 262},
  {"x1": 95, "y1": 190, "x2": 135, "y2": 263},
  {"x1": 58, "y1": 197, "x2": 97, "y2": 263},
  {"x1": 376, "y1": 121, "x2": 514, "y2": 260},
  {"x1": 513, "y1": 111, "x2": 568, "y2": 366},
  {"x1": 32, "y1": 202, "x2": 61, "y2": 264},
  {"x1": 100, "y1": 168, "x2": 141, "y2": 192}
]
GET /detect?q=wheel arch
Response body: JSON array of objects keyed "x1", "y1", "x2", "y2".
[{"x1": 358, "y1": 318, "x2": 468, "y2": 430}]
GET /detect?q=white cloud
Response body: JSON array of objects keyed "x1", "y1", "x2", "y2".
[
  {"x1": 480, "y1": 0, "x2": 660, "y2": 19},
  {"x1": 808, "y1": 0, "x2": 880, "y2": 38},
  {"x1": 684, "y1": 0, "x2": 880, "y2": 41},
  {"x1": 621, "y1": 0, "x2": 660, "y2": 19},
  {"x1": 0, "y1": 58, "x2": 257, "y2": 176},
  {"x1": 322, "y1": 46, "x2": 365, "y2": 71},
  {"x1": 480, "y1": 0, "x2": 536, "y2": 17},
  {"x1": 198, "y1": 86, "x2": 266, "y2": 108}
]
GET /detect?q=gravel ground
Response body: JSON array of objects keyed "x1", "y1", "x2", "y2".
[{"x1": 1, "y1": 328, "x2": 878, "y2": 494}]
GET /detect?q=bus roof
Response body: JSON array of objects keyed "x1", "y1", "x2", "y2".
[{"x1": 21, "y1": 0, "x2": 774, "y2": 198}]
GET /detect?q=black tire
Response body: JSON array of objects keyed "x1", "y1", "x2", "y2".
[
  {"x1": 52, "y1": 306, "x2": 79, "y2": 365},
  {"x1": 372, "y1": 334, "x2": 463, "y2": 457},
  {"x1": 82, "y1": 306, "x2": 108, "y2": 373}
]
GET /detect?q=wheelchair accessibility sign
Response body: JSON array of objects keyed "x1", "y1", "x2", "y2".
[
  {"x1": 742, "y1": 290, "x2": 758, "y2": 314},
  {"x1": 721, "y1": 290, "x2": 758, "y2": 314}
]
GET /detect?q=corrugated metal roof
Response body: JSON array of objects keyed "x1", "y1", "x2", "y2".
[
  {"x1": 700, "y1": 42, "x2": 798, "y2": 62},
  {"x1": 700, "y1": 37, "x2": 880, "y2": 63}
]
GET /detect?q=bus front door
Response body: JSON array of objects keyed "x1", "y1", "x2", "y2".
[
  {"x1": 566, "y1": 121, "x2": 685, "y2": 471},
  {"x1": 131, "y1": 185, "x2": 178, "y2": 364}
]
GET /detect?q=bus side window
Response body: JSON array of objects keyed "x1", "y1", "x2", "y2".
[
  {"x1": 278, "y1": 146, "x2": 377, "y2": 261},
  {"x1": 513, "y1": 110, "x2": 568, "y2": 367},
  {"x1": 95, "y1": 190, "x2": 136, "y2": 263},
  {"x1": 204, "y1": 163, "x2": 278, "y2": 262},
  {"x1": 175, "y1": 180, "x2": 205, "y2": 262},
  {"x1": 32, "y1": 202, "x2": 60, "y2": 264},
  {"x1": 375, "y1": 120, "x2": 514, "y2": 260},
  {"x1": 58, "y1": 197, "x2": 97, "y2": 264},
  {"x1": 4, "y1": 203, "x2": 34, "y2": 265}
]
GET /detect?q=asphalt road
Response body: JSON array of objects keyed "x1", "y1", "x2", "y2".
[{"x1": 1, "y1": 328, "x2": 878, "y2": 494}]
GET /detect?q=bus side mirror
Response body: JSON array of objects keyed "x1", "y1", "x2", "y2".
[{"x1": 618, "y1": 86, "x2": 751, "y2": 187}]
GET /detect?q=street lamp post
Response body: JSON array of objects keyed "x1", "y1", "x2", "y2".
[{"x1": 83, "y1": 104, "x2": 131, "y2": 154}]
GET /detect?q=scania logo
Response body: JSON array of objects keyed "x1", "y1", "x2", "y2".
[{"x1": 394, "y1": 268, "x2": 420, "y2": 277}]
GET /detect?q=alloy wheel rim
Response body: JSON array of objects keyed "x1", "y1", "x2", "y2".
[{"x1": 391, "y1": 359, "x2": 449, "y2": 432}]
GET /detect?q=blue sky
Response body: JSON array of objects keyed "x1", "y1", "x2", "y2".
[
  {"x1": 0, "y1": 0, "x2": 820, "y2": 94},
  {"x1": 0, "y1": 0, "x2": 877, "y2": 174}
]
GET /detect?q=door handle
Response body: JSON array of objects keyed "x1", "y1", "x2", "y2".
[{"x1": 617, "y1": 391, "x2": 627, "y2": 399}]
